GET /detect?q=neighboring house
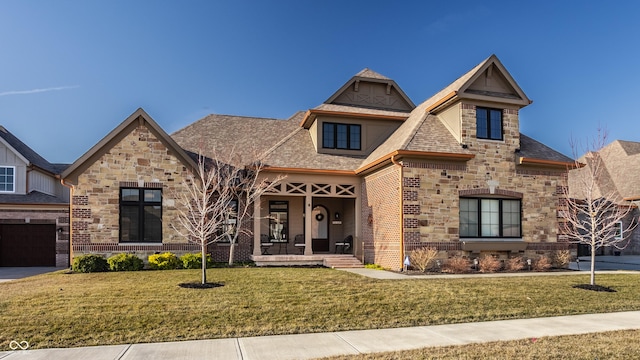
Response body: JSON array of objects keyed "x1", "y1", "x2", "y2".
[
  {"x1": 62, "y1": 55, "x2": 574, "y2": 270},
  {"x1": 0, "y1": 126, "x2": 70, "y2": 267},
  {"x1": 568, "y1": 140, "x2": 640, "y2": 255}
]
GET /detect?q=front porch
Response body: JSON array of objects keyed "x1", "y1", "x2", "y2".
[
  {"x1": 252, "y1": 176, "x2": 362, "y2": 262},
  {"x1": 251, "y1": 254, "x2": 363, "y2": 268}
]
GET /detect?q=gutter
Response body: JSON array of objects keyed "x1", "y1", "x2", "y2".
[
  {"x1": 390, "y1": 154, "x2": 405, "y2": 271},
  {"x1": 59, "y1": 178, "x2": 74, "y2": 268},
  {"x1": 300, "y1": 109, "x2": 409, "y2": 128},
  {"x1": 356, "y1": 150, "x2": 474, "y2": 175},
  {"x1": 517, "y1": 157, "x2": 577, "y2": 169}
]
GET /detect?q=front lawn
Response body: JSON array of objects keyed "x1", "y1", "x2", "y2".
[{"x1": 1, "y1": 268, "x2": 639, "y2": 349}]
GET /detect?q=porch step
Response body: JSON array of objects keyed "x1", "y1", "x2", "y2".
[{"x1": 323, "y1": 255, "x2": 363, "y2": 269}]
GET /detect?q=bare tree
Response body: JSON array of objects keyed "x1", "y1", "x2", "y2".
[
  {"x1": 173, "y1": 150, "x2": 282, "y2": 284},
  {"x1": 562, "y1": 129, "x2": 638, "y2": 285},
  {"x1": 218, "y1": 157, "x2": 283, "y2": 266}
]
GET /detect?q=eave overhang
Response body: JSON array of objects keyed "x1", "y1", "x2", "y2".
[
  {"x1": 426, "y1": 91, "x2": 532, "y2": 114},
  {"x1": 356, "y1": 150, "x2": 475, "y2": 175},
  {"x1": 517, "y1": 157, "x2": 576, "y2": 169},
  {"x1": 300, "y1": 109, "x2": 408, "y2": 129},
  {"x1": 262, "y1": 166, "x2": 356, "y2": 176}
]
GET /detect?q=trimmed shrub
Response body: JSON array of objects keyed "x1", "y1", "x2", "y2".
[
  {"x1": 107, "y1": 253, "x2": 144, "y2": 271},
  {"x1": 72, "y1": 254, "x2": 109, "y2": 273},
  {"x1": 442, "y1": 256, "x2": 470, "y2": 274},
  {"x1": 505, "y1": 256, "x2": 525, "y2": 272},
  {"x1": 180, "y1": 252, "x2": 214, "y2": 270},
  {"x1": 478, "y1": 255, "x2": 502, "y2": 273},
  {"x1": 533, "y1": 256, "x2": 552, "y2": 271},
  {"x1": 551, "y1": 250, "x2": 571, "y2": 268},
  {"x1": 148, "y1": 252, "x2": 181, "y2": 270},
  {"x1": 409, "y1": 247, "x2": 438, "y2": 272}
]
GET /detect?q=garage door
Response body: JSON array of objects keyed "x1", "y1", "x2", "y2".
[{"x1": 0, "y1": 224, "x2": 56, "y2": 266}]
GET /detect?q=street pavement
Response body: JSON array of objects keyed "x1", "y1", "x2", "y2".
[{"x1": 1, "y1": 257, "x2": 640, "y2": 359}]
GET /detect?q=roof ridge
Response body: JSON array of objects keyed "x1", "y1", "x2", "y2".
[
  {"x1": 259, "y1": 127, "x2": 304, "y2": 160},
  {"x1": 354, "y1": 68, "x2": 391, "y2": 80}
]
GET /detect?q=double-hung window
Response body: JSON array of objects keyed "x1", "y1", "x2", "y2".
[
  {"x1": 460, "y1": 198, "x2": 521, "y2": 238},
  {"x1": 120, "y1": 188, "x2": 162, "y2": 243},
  {"x1": 323, "y1": 122, "x2": 361, "y2": 150},
  {"x1": 0, "y1": 166, "x2": 15, "y2": 192},
  {"x1": 476, "y1": 107, "x2": 503, "y2": 140}
]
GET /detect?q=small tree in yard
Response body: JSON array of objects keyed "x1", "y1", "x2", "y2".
[
  {"x1": 563, "y1": 129, "x2": 638, "y2": 286},
  {"x1": 173, "y1": 150, "x2": 282, "y2": 284}
]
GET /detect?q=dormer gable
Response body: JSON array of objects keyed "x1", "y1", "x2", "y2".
[
  {"x1": 325, "y1": 68, "x2": 415, "y2": 112},
  {"x1": 427, "y1": 54, "x2": 531, "y2": 114},
  {"x1": 300, "y1": 69, "x2": 414, "y2": 157}
]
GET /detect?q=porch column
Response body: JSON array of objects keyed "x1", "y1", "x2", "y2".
[
  {"x1": 253, "y1": 196, "x2": 262, "y2": 256},
  {"x1": 304, "y1": 194, "x2": 312, "y2": 255}
]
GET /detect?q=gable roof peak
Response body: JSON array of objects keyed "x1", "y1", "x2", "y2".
[
  {"x1": 354, "y1": 68, "x2": 391, "y2": 80},
  {"x1": 62, "y1": 107, "x2": 197, "y2": 182},
  {"x1": 425, "y1": 54, "x2": 532, "y2": 113}
]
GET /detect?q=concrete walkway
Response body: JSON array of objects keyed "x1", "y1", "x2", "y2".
[{"x1": 2, "y1": 311, "x2": 640, "y2": 360}]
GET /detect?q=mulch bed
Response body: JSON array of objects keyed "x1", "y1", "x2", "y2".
[
  {"x1": 178, "y1": 282, "x2": 224, "y2": 289},
  {"x1": 572, "y1": 284, "x2": 617, "y2": 292}
]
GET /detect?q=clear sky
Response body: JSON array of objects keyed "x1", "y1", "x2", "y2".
[{"x1": 1, "y1": 1, "x2": 639, "y2": 163}]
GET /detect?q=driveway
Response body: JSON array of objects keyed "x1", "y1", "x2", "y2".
[
  {"x1": 0, "y1": 267, "x2": 61, "y2": 283},
  {"x1": 569, "y1": 255, "x2": 640, "y2": 271}
]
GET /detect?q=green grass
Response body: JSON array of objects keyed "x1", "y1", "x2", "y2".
[
  {"x1": 1, "y1": 268, "x2": 640, "y2": 349},
  {"x1": 321, "y1": 330, "x2": 640, "y2": 359}
]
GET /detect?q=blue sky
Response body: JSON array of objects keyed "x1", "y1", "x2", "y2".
[{"x1": 1, "y1": 1, "x2": 639, "y2": 163}]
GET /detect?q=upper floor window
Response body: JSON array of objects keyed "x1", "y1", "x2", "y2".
[
  {"x1": 120, "y1": 187, "x2": 162, "y2": 243},
  {"x1": 323, "y1": 123, "x2": 361, "y2": 150},
  {"x1": 476, "y1": 107, "x2": 503, "y2": 140},
  {"x1": 460, "y1": 198, "x2": 521, "y2": 238},
  {"x1": 0, "y1": 166, "x2": 15, "y2": 192}
]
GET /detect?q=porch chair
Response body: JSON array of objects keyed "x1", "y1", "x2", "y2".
[
  {"x1": 260, "y1": 234, "x2": 273, "y2": 255},
  {"x1": 335, "y1": 235, "x2": 353, "y2": 254},
  {"x1": 294, "y1": 234, "x2": 305, "y2": 254}
]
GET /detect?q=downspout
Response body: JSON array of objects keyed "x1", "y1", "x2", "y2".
[
  {"x1": 60, "y1": 178, "x2": 74, "y2": 268},
  {"x1": 391, "y1": 154, "x2": 404, "y2": 271}
]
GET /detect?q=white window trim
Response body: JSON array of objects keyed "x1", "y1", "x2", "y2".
[{"x1": 0, "y1": 166, "x2": 16, "y2": 193}]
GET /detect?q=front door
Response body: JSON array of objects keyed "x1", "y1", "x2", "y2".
[{"x1": 311, "y1": 205, "x2": 329, "y2": 252}]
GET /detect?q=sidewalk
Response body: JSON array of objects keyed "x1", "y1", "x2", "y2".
[{"x1": 2, "y1": 311, "x2": 640, "y2": 360}]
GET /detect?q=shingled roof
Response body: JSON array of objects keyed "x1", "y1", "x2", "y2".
[
  {"x1": 594, "y1": 140, "x2": 640, "y2": 201},
  {"x1": 0, "y1": 126, "x2": 68, "y2": 175},
  {"x1": 171, "y1": 56, "x2": 572, "y2": 174},
  {"x1": 171, "y1": 113, "x2": 302, "y2": 166}
]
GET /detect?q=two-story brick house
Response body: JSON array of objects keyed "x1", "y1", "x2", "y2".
[
  {"x1": 0, "y1": 126, "x2": 70, "y2": 267},
  {"x1": 62, "y1": 55, "x2": 573, "y2": 270}
]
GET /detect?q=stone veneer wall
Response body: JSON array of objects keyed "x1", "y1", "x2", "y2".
[
  {"x1": 362, "y1": 165, "x2": 402, "y2": 270},
  {"x1": 403, "y1": 103, "x2": 571, "y2": 260},
  {"x1": 71, "y1": 125, "x2": 201, "y2": 260}
]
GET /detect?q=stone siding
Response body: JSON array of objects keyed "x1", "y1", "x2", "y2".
[
  {"x1": 403, "y1": 103, "x2": 569, "y2": 259},
  {"x1": 72, "y1": 124, "x2": 229, "y2": 260}
]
